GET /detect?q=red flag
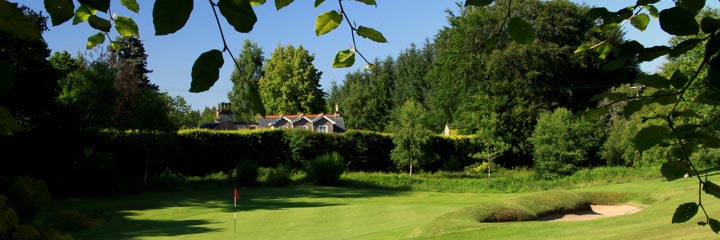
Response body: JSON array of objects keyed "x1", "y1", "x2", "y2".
[{"x1": 233, "y1": 188, "x2": 239, "y2": 200}]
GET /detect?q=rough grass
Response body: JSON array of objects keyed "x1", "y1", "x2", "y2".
[{"x1": 341, "y1": 166, "x2": 660, "y2": 193}]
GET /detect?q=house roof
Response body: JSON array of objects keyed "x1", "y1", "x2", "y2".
[{"x1": 258, "y1": 113, "x2": 345, "y2": 131}]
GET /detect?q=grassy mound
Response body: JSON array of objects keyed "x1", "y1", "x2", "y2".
[{"x1": 410, "y1": 190, "x2": 639, "y2": 238}]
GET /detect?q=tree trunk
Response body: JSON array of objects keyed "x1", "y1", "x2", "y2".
[{"x1": 409, "y1": 160, "x2": 413, "y2": 177}]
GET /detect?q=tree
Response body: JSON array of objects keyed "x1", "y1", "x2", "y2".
[
  {"x1": 164, "y1": 94, "x2": 201, "y2": 129},
  {"x1": 199, "y1": 106, "x2": 218, "y2": 126},
  {"x1": 228, "y1": 40, "x2": 264, "y2": 122},
  {"x1": 325, "y1": 80, "x2": 342, "y2": 114},
  {"x1": 57, "y1": 60, "x2": 118, "y2": 130},
  {"x1": 258, "y1": 45, "x2": 325, "y2": 114},
  {"x1": 390, "y1": 100, "x2": 434, "y2": 176},
  {"x1": 392, "y1": 41, "x2": 434, "y2": 108},
  {"x1": 529, "y1": 108, "x2": 601, "y2": 179},
  {"x1": 469, "y1": 111, "x2": 509, "y2": 179},
  {"x1": 337, "y1": 57, "x2": 395, "y2": 131},
  {"x1": 427, "y1": 0, "x2": 634, "y2": 165},
  {"x1": 49, "y1": 50, "x2": 81, "y2": 78},
  {"x1": 107, "y1": 37, "x2": 175, "y2": 131},
  {"x1": 0, "y1": 4, "x2": 64, "y2": 133}
]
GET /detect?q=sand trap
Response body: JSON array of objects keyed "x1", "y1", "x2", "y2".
[{"x1": 540, "y1": 204, "x2": 643, "y2": 222}]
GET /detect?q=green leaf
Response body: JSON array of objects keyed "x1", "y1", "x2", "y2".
[
  {"x1": 617, "y1": 40, "x2": 644, "y2": 58},
  {"x1": 636, "y1": 0, "x2": 660, "y2": 5},
  {"x1": 602, "y1": 58, "x2": 627, "y2": 71},
  {"x1": 109, "y1": 40, "x2": 120, "y2": 51},
  {"x1": 114, "y1": 16, "x2": 138, "y2": 37},
  {"x1": 636, "y1": 74, "x2": 670, "y2": 89},
  {"x1": 45, "y1": 0, "x2": 75, "y2": 26},
  {"x1": 710, "y1": 219, "x2": 720, "y2": 233},
  {"x1": 73, "y1": 5, "x2": 96, "y2": 25},
  {"x1": 598, "y1": 43, "x2": 613, "y2": 60},
  {"x1": 153, "y1": 0, "x2": 193, "y2": 35},
  {"x1": 677, "y1": 0, "x2": 705, "y2": 14},
  {"x1": 508, "y1": 17, "x2": 534, "y2": 44},
  {"x1": 670, "y1": 70, "x2": 688, "y2": 89},
  {"x1": 190, "y1": 50, "x2": 224, "y2": 93},
  {"x1": 0, "y1": 106, "x2": 24, "y2": 135},
  {"x1": 120, "y1": 0, "x2": 139, "y2": 13},
  {"x1": 635, "y1": 125, "x2": 670, "y2": 151},
  {"x1": 0, "y1": 61, "x2": 15, "y2": 96},
  {"x1": 670, "y1": 109, "x2": 699, "y2": 118},
  {"x1": 88, "y1": 15, "x2": 110, "y2": 32},
  {"x1": 669, "y1": 39, "x2": 702, "y2": 58},
  {"x1": 218, "y1": 0, "x2": 257, "y2": 33},
  {"x1": 591, "y1": 92, "x2": 628, "y2": 102},
  {"x1": 638, "y1": 46, "x2": 670, "y2": 62},
  {"x1": 623, "y1": 99, "x2": 648, "y2": 117},
  {"x1": 0, "y1": 1, "x2": 42, "y2": 41},
  {"x1": 86, "y1": 32, "x2": 105, "y2": 49},
  {"x1": 586, "y1": 7, "x2": 610, "y2": 21},
  {"x1": 660, "y1": 161, "x2": 688, "y2": 181},
  {"x1": 275, "y1": 0, "x2": 294, "y2": 10},
  {"x1": 78, "y1": 0, "x2": 109, "y2": 12},
  {"x1": 701, "y1": 17, "x2": 720, "y2": 34},
  {"x1": 465, "y1": 0, "x2": 493, "y2": 7},
  {"x1": 705, "y1": 36, "x2": 720, "y2": 62},
  {"x1": 708, "y1": 56, "x2": 720, "y2": 89},
  {"x1": 315, "y1": 10, "x2": 343, "y2": 36},
  {"x1": 672, "y1": 202, "x2": 698, "y2": 223},
  {"x1": 314, "y1": 0, "x2": 325, "y2": 8},
  {"x1": 356, "y1": 26, "x2": 387, "y2": 43},
  {"x1": 645, "y1": 5, "x2": 659, "y2": 19},
  {"x1": 581, "y1": 107, "x2": 608, "y2": 120},
  {"x1": 354, "y1": 0, "x2": 377, "y2": 6},
  {"x1": 245, "y1": 81, "x2": 266, "y2": 118},
  {"x1": 613, "y1": 8, "x2": 633, "y2": 22},
  {"x1": 631, "y1": 13, "x2": 650, "y2": 31},
  {"x1": 251, "y1": 0, "x2": 266, "y2": 6},
  {"x1": 659, "y1": 7, "x2": 699, "y2": 36},
  {"x1": 574, "y1": 44, "x2": 589, "y2": 54},
  {"x1": 332, "y1": 49, "x2": 355, "y2": 68}
]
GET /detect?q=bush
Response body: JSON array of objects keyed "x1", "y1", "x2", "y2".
[
  {"x1": 306, "y1": 152, "x2": 345, "y2": 185},
  {"x1": 258, "y1": 165, "x2": 291, "y2": 186},
  {"x1": 235, "y1": 160, "x2": 258, "y2": 186}
]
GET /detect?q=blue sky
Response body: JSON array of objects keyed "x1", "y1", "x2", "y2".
[{"x1": 16, "y1": 1, "x2": 720, "y2": 111}]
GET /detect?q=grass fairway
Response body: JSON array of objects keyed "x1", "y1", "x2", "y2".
[{"x1": 46, "y1": 172, "x2": 720, "y2": 240}]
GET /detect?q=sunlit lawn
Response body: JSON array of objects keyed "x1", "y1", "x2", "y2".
[{"x1": 47, "y1": 172, "x2": 720, "y2": 240}]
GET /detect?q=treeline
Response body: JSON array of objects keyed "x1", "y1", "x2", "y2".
[{"x1": 331, "y1": 0, "x2": 636, "y2": 167}]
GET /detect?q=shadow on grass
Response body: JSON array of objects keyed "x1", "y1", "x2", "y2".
[{"x1": 46, "y1": 182, "x2": 407, "y2": 239}]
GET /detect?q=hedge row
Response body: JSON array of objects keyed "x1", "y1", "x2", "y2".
[{"x1": 1, "y1": 129, "x2": 480, "y2": 194}]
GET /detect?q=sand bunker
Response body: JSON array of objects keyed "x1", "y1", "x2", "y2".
[{"x1": 540, "y1": 204, "x2": 643, "y2": 222}]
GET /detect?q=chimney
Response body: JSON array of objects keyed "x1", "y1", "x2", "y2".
[
  {"x1": 334, "y1": 104, "x2": 341, "y2": 117},
  {"x1": 216, "y1": 102, "x2": 233, "y2": 125}
]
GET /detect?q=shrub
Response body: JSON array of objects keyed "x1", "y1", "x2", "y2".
[
  {"x1": 258, "y1": 164, "x2": 291, "y2": 186},
  {"x1": 235, "y1": 160, "x2": 258, "y2": 186},
  {"x1": 306, "y1": 152, "x2": 345, "y2": 185}
]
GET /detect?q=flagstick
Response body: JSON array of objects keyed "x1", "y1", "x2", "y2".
[{"x1": 234, "y1": 192, "x2": 237, "y2": 234}]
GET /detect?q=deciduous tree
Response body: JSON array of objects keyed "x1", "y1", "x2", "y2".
[{"x1": 258, "y1": 45, "x2": 325, "y2": 115}]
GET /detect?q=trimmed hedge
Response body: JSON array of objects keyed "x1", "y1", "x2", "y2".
[{"x1": 1, "y1": 129, "x2": 481, "y2": 195}]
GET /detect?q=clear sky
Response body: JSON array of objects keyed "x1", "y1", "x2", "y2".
[{"x1": 15, "y1": 0, "x2": 720, "y2": 111}]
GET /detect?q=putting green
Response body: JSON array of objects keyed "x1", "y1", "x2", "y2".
[{"x1": 46, "y1": 175, "x2": 720, "y2": 239}]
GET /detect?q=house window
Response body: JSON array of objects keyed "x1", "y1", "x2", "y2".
[{"x1": 318, "y1": 125, "x2": 328, "y2": 133}]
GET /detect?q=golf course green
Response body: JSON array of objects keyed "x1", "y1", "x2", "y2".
[{"x1": 45, "y1": 171, "x2": 720, "y2": 240}]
